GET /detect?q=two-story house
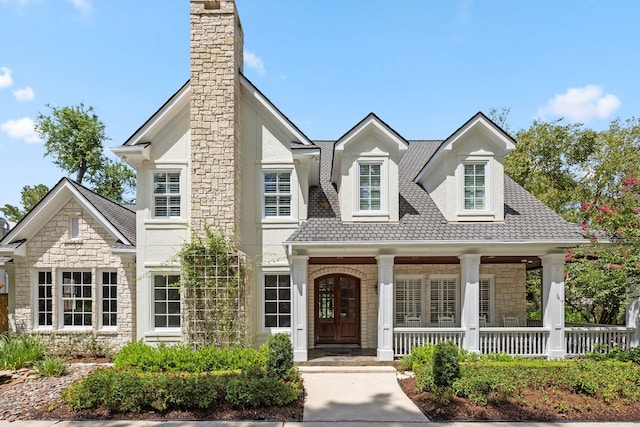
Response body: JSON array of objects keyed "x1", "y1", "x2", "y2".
[{"x1": 4, "y1": 0, "x2": 630, "y2": 361}]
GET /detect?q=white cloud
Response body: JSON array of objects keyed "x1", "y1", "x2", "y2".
[
  {"x1": 67, "y1": 0, "x2": 91, "y2": 14},
  {"x1": 0, "y1": 67, "x2": 13, "y2": 88},
  {"x1": 1, "y1": 117, "x2": 41, "y2": 143},
  {"x1": 13, "y1": 85, "x2": 34, "y2": 101},
  {"x1": 537, "y1": 84, "x2": 621, "y2": 122},
  {"x1": 244, "y1": 51, "x2": 266, "y2": 75}
]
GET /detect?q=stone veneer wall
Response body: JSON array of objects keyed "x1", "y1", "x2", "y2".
[
  {"x1": 480, "y1": 263, "x2": 527, "y2": 325},
  {"x1": 190, "y1": 0, "x2": 244, "y2": 241},
  {"x1": 307, "y1": 265, "x2": 378, "y2": 349},
  {"x1": 13, "y1": 200, "x2": 136, "y2": 350}
]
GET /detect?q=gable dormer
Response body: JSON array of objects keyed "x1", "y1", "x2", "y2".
[
  {"x1": 332, "y1": 114, "x2": 408, "y2": 222},
  {"x1": 415, "y1": 112, "x2": 516, "y2": 222}
]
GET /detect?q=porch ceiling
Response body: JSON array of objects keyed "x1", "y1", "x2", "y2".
[{"x1": 308, "y1": 256, "x2": 542, "y2": 270}]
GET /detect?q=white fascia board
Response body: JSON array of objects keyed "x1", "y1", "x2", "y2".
[
  {"x1": 239, "y1": 75, "x2": 313, "y2": 146},
  {"x1": 335, "y1": 116, "x2": 409, "y2": 153},
  {"x1": 443, "y1": 116, "x2": 515, "y2": 154},
  {"x1": 8, "y1": 180, "x2": 132, "y2": 247},
  {"x1": 120, "y1": 84, "x2": 191, "y2": 147}
]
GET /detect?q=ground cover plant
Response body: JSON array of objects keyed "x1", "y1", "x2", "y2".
[
  {"x1": 55, "y1": 333, "x2": 303, "y2": 420},
  {"x1": 0, "y1": 334, "x2": 68, "y2": 377},
  {"x1": 398, "y1": 341, "x2": 640, "y2": 421}
]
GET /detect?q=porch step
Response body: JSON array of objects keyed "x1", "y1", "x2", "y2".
[{"x1": 297, "y1": 366, "x2": 397, "y2": 373}]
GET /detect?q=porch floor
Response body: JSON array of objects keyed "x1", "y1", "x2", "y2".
[{"x1": 296, "y1": 348, "x2": 399, "y2": 367}]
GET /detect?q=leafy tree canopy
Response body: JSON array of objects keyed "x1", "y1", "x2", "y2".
[{"x1": 0, "y1": 184, "x2": 49, "y2": 223}]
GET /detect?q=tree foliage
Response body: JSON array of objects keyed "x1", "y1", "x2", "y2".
[
  {"x1": 502, "y1": 114, "x2": 640, "y2": 324},
  {"x1": 0, "y1": 184, "x2": 49, "y2": 223},
  {"x1": 35, "y1": 103, "x2": 107, "y2": 185}
]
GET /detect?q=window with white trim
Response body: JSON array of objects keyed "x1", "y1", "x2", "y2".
[
  {"x1": 153, "y1": 274, "x2": 181, "y2": 328},
  {"x1": 358, "y1": 163, "x2": 382, "y2": 211},
  {"x1": 479, "y1": 276, "x2": 493, "y2": 326},
  {"x1": 61, "y1": 271, "x2": 92, "y2": 327},
  {"x1": 101, "y1": 272, "x2": 117, "y2": 327},
  {"x1": 429, "y1": 276, "x2": 458, "y2": 325},
  {"x1": 153, "y1": 172, "x2": 181, "y2": 217},
  {"x1": 264, "y1": 274, "x2": 291, "y2": 328},
  {"x1": 463, "y1": 163, "x2": 486, "y2": 210},
  {"x1": 394, "y1": 277, "x2": 423, "y2": 326},
  {"x1": 263, "y1": 171, "x2": 291, "y2": 217},
  {"x1": 37, "y1": 271, "x2": 53, "y2": 327}
]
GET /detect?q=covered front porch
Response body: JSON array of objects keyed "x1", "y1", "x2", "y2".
[{"x1": 288, "y1": 249, "x2": 638, "y2": 362}]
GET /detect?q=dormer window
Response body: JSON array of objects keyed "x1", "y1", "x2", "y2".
[
  {"x1": 358, "y1": 163, "x2": 382, "y2": 211},
  {"x1": 463, "y1": 163, "x2": 486, "y2": 210}
]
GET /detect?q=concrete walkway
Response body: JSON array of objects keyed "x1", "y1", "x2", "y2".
[{"x1": 298, "y1": 366, "x2": 427, "y2": 424}]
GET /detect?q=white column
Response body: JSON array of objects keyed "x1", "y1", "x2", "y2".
[
  {"x1": 541, "y1": 254, "x2": 566, "y2": 359},
  {"x1": 291, "y1": 255, "x2": 309, "y2": 362},
  {"x1": 376, "y1": 255, "x2": 395, "y2": 361},
  {"x1": 626, "y1": 292, "x2": 640, "y2": 348},
  {"x1": 459, "y1": 254, "x2": 481, "y2": 353}
]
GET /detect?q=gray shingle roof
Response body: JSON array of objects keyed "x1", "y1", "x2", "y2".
[
  {"x1": 66, "y1": 179, "x2": 136, "y2": 246},
  {"x1": 287, "y1": 141, "x2": 584, "y2": 244}
]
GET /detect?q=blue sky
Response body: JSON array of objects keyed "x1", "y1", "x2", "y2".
[{"x1": 1, "y1": 0, "x2": 639, "y2": 210}]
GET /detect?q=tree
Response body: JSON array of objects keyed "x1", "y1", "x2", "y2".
[
  {"x1": 0, "y1": 184, "x2": 50, "y2": 222},
  {"x1": 503, "y1": 114, "x2": 640, "y2": 323},
  {"x1": 35, "y1": 103, "x2": 107, "y2": 185},
  {"x1": 87, "y1": 159, "x2": 136, "y2": 204}
]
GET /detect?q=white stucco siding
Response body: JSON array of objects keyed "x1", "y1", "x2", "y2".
[{"x1": 149, "y1": 111, "x2": 190, "y2": 163}]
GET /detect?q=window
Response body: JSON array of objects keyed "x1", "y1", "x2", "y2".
[
  {"x1": 429, "y1": 277, "x2": 458, "y2": 325},
  {"x1": 264, "y1": 274, "x2": 291, "y2": 328},
  {"x1": 263, "y1": 171, "x2": 291, "y2": 217},
  {"x1": 101, "y1": 272, "x2": 117, "y2": 327},
  {"x1": 358, "y1": 163, "x2": 381, "y2": 210},
  {"x1": 479, "y1": 276, "x2": 493, "y2": 326},
  {"x1": 37, "y1": 271, "x2": 53, "y2": 327},
  {"x1": 154, "y1": 275, "x2": 181, "y2": 328},
  {"x1": 464, "y1": 164, "x2": 485, "y2": 210},
  {"x1": 153, "y1": 172, "x2": 181, "y2": 217},
  {"x1": 70, "y1": 217, "x2": 80, "y2": 239},
  {"x1": 61, "y1": 271, "x2": 92, "y2": 327},
  {"x1": 394, "y1": 277, "x2": 423, "y2": 326}
]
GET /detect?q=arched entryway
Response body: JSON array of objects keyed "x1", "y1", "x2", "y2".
[{"x1": 314, "y1": 274, "x2": 361, "y2": 345}]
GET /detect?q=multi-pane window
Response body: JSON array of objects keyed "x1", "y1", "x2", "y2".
[
  {"x1": 429, "y1": 277, "x2": 457, "y2": 325},
  {"x1": 102, "y1": 272, "x2": 117, "y2": 327},
  {"x1": 479, "y1": 276, "x2": 492, "y2": 326},
  {"x1": 37, "y1": 271, "x2": 53, "y2": 327},
  {"x1": 359, "y1": 163, "x2": 381, "y2": 210},
  {"x1": 264, "y1": 274, "x2": 291, "y2": 328},
  {"x1": 61, "y1": 271, "x2": 92, "y2": 327},
  {"x1": 154, "y1": 275, "x2": 181, "y2": 328},
  {"x1": 394, "y1": 277, "x2": 422, "y2": 326},
  {"x1": 264, "y1": 172, "x2": 291, "y2": 217},
  {"x1": 464, "y1": 164, "x2": 485, "y2": 210},
  {"x1": 153, "y1": 172, "x2": 181, "y2": 217}
]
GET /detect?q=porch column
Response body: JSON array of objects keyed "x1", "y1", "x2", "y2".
[
  {"x1": 541, "y1": 254, "x2": 566, "y2": 359},
  {"x1": 291, "y1": 255, "x2": 309, "y2": 362},
  {"x1": 626, "y1": 292, "x2": 640, "y2": 348},
  {"x1": 459, "y1": 254, "x2": 481, "y2": 353},
  {"x1": 376, "y1": 255, "x2": 395, "y2": 361}
]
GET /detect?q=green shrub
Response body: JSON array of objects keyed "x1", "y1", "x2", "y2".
[
  {"x1": 114, "y1": 341, "x2": 264, "y2": 372},
  {"x1": 225, "y1": 373, "x2": 301, "y2": 408},
  {"x1": 264, "y1": 333, "x2": 293, "y2": 379},
  {"x1": 34, "y1": 356, "x2": 68, "y2": 377},
  {"x1": 46, "y1": 332, "x2": 113, "y2": 359},
  {"x1": 414, "y1": 363, "x2": 435, "y2": 392},
  {"x1": 432, "y1": 341, "x2": 460, "y2": 388},
  {"x1": 0, "y1": 334, "x2": 46, "y2": 369},
  {"x1": 63, "y1": 368, "x2": 224, "y2": 412},
  {"x1": 399, "y1": 343, "x2": 435, "y2": 371}
]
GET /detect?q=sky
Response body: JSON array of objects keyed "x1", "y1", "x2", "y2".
[{"x1": 1, "y1": 0, "x2": 640, "y2": 210}]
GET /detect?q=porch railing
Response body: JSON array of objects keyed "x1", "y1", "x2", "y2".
[
  {"x1": 565, "y1": 324, "x2": 634, "y2": 356},
  {"x1": 393, "y1": 324, "x2": 635, "y2": 358},
  {"x1": 479, "y1": 327, "x2": 549, "y2": 357},
  {"x1": 393, "y1": 327, "x2": 464, "y2": 357}
]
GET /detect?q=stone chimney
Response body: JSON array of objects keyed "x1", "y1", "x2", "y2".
[{"x1": 190, "y1": 0, "x2": 243, "y2": 240}]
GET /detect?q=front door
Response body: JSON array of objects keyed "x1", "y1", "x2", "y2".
[{"x1": 314, "y1": 274, "x2": 361, "y2": 345}]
